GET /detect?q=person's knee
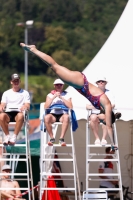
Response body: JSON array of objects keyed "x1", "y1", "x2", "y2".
[
  {"x1": 0, "y1": 113, "x2": 9, "y2": 123},
  {"x1": 0, "y1": 114, "x2": 4, "y2": 121},
  {"x1": 16, "y1": 113, "x2": 24, "y2": 122},
  {"x1": 44, "y1": 114, "x2": 52, "y2": 123},
  {"x1": 0, "y1": 113, "x2": 6, "y2": 119},
  {"x1": 106, "y1": 125, "x2": 112, "y2": 131},
  {"x1": 90, "y1": 115, "x2": 98, "y2": 123},
  {"x1": 61, "y1": 114, "x2": 69, "y2": 123},
  {"x1": 102, "y1": 124, "x2": 107, "y2": 130}
]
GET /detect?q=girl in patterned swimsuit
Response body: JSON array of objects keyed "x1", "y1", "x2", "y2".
[{"x1": 20, "y1": 43, "x2": 117, "y2": 150}]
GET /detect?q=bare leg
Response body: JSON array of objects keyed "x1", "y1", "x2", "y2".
[
  {"x1": 0, "y1": 113, "x2": 10, "y2": 135},
  {"x1": 20, "y1": 43, "x2": 84, "y2": 88},
  {"x1": 8, "y1": 113, "x2": 24, "y2": 145},
  {"x1": 98, "y1": 114, "x2": 108, "y2": 142},
  {"x1": 104, "y1": 104, "x2": 116, "y2": 148},
  {"x1": 60, "y1": 114, "x2": 69, "y2": 138},
  {"x1": 0, "y1": 155, "x2": 5, "y2": 168},
  {"x1": 101, "y1": 124, "x2": 108, "y2": 140},
  {"x1": 14, "y1": 113, "x2": 24, "y2": 135},
  {"x1": 44, "y1": 114, "x2": 56, "y2": 138},
  {"x1": 100, "y1": 95, "x2": 117, "y2": 148},
  {"x1": 101, "y1": 124, "x2": 108, "y2": 145},
  {"x1": 89, "y1": 114, "x2": 100, "y2": 142},
  {"x1": 44, "y1": 114, "x2": 57, "y2": 146}
]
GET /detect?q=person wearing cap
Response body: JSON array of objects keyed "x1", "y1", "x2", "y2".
[
  {"x1": 0, "y1": 73, "x2": 30, "y2": 145},
  {"x1": 1, "y1": 164, "x2": 22, "y2": 200},
  {"x1": 44, "y1": 78, "x2": 73, "y2": 146},
  {"x1": 86, "y1": 77, "x2": 121, "y2": 145},
  {"x1": 98, "y1": 147, "x2": 119, "y2": 198},
  {"x1": 20, "y1": 43, "x2": 118, "y2": 150},
  {"x1": 86, "y1": 77, "x2": 114, "y2": 145}
]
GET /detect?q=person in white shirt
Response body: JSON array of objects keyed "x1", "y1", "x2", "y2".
[
  {"x1": 44, "y1": 78, "x2": 73, "y2": 146},
  {"x1": 86, "y1": 77, "x2": 121, "y2": 145},
  {"x1": 0, "y1": 73, "x2": 30, "y2": 145}
]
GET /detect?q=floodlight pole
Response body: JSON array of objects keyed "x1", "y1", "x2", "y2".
[
  {"x1": 25, "y1": 27, "x2": 28, "y2": 91},
  {"x1": 16, "y1": 20, "x2": 34, "y2": 91}
]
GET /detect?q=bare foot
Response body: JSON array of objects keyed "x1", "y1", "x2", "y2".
[
  {"x1": 47, "y1": 141, "x2": 54, "y2": 146},
  {"x1": 61, "y1": 142, "x2": 66, "y2": 147},
  {"x1": 20, "y1": 43, "x2": 36, "y2": 53}
]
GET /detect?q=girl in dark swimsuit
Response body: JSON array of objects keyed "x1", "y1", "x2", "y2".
[{"x1": 20, "y1": 43, "x2": 117, "y2": 150}]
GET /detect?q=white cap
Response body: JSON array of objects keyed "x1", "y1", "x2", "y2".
[
  {"x1": 95, "y1": 76, "x2": 107, "y2": 83},
  {"x1": 53, "y1": 79, "x2": 64, "y2": 85},
  {"x1": 2, "y1": 164, "x2": 12, "y2": 171}
]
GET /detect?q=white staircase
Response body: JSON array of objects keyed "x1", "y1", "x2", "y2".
[
  {"x1": 0, "y1": 110, "x2": 34, "y2": 200},
  {"x1": 86, "y1": 120, "x2": 123, "y2": 200},
  {"x1": 39, "y1": 103, "x2": 81, "y2": 200}
]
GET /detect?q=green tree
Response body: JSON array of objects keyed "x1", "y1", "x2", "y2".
[{"x1": 0, "y1": 0, "x2": 127, "y2": 102}]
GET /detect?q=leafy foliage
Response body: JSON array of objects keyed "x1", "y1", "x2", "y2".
[{"x1": 0, "y1": 0, "x2": 127, "y2": 102}]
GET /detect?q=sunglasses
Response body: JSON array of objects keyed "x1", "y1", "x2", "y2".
[
  {"x1": 97, "y1": 80, "x2": 106, "y2": 83},
  {"x1": 55, "y1": 84, "x2": 63, "y2": 86},
  {"x1": 3, "y1": 170, "x2": 11, "y2": 173},
  {"x1": 12, "y1": 79, "x2": 20, "y2": 82}
]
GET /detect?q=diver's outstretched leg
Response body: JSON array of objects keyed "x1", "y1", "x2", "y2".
[{"x1": 20, "y1": 43, "x2": 84, "y2": 88}]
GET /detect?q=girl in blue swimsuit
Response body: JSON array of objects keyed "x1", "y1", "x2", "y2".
[{"x1": 20, "y1": 43, "x2": 117, "y2": 150}]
